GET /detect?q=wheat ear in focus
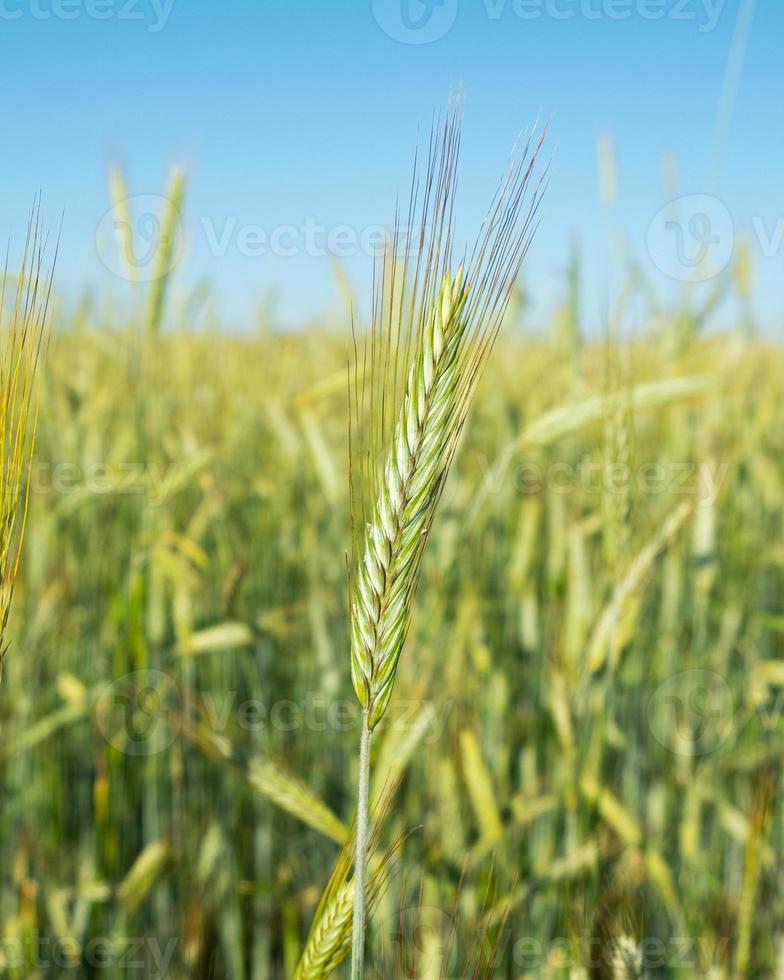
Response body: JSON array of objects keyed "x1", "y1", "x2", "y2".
[{"x1": 348, "y1": 105, "x2": 546, "y2": 977}]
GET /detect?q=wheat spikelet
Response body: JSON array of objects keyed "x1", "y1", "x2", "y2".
[{"x1": 0, "y1": 205, "x2": 54, "y2": 681}]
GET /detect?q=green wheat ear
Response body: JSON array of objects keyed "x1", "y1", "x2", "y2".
[
  {"x1": 351, "y1": 266, "x2": 470, "y2": 729},
  {"x1": 0, "y1": 205, "x2": 54, "y2": 680},
  {"x1": 349, "y1": 109, "x2": 547, "y2": 733},
  {"x1": 347, "y1": 103, "x2": 546, "y2": 977}
]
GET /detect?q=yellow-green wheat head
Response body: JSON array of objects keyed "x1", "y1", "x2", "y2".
[
  {"x1": 350, "y1": 107, "x2": 547, "y2": 729},
  {"x1": 0, "y1": 208, "x2": 55, "y2": 680}
]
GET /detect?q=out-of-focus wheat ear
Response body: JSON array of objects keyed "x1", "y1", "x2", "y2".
[
  {"x1": 0, "y1": 201, "x2": 56, "y2": 682},
  {"x1": 181, "y1": 715, "x2": 349, "y2": 845},
  {"x1": 295, "y1": 865, "x2": 392, "y2": 980},
  {"x1": 108, "y1": 166, "x2": 138, "y2": 284},
  {"x1": 609, "y1": 936, "x2": 644, "y2": 979},
  {"x1": 295, "y1": 800, "x2": 402, "y2": 980},
  {"x1": 146, "y1": 166, "x2": 185, "y2": 336}
]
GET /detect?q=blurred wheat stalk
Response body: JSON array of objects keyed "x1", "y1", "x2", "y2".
[{"x1": 0, "y1": 207, "x2": 54, "y2": 680}]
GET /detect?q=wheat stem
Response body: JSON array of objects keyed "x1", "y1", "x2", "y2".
[{"x1": 350, "y1": 710, "x2": 371, "y2": 980}]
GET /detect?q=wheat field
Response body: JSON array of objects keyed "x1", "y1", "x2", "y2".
[{"x1": 0, "y1": 180, "x2": 783, "y2": 978}]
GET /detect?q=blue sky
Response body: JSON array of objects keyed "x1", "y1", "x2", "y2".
[{"x1": 2, "y1": 0, "x2": 781, "y2": 331}]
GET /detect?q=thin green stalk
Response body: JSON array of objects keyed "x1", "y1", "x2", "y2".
[{"x1": 350, "y1": 710, "x2": 371, "y2": 979}]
